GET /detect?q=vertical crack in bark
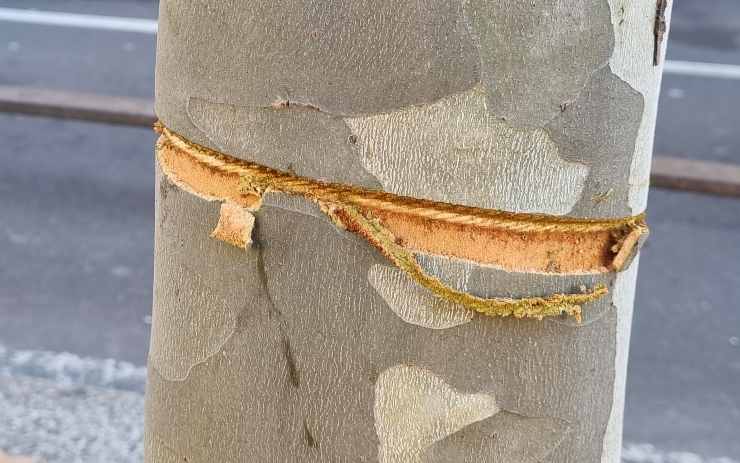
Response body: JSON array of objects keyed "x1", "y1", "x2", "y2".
[
  {"x1": 282, "y1": 336, "x2": 301, "y2": 388},
  {"x1": 254, "y1": 235, "x2": 281, "y2": 319},
  {"x1": 255, "y1": 227, "x2": 300, "y2": 389},
  {"x1": 303, "y1": 419, "x2": 318, "y2": 449}
]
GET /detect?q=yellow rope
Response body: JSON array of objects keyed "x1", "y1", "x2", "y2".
[
  {"x1": 155, "y1": 122, "x2": 627, "y2": 322},
  {"x1": 327, "y1": 205, "x2": 606, "y2": 323}
]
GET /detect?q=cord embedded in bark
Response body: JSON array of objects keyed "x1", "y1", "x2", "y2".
[
  {"x1": 153, "y1": 122, "x2": 652, "y2": 321},
  {"x1": 326, "y1": 204, "x2": 607, "y2": 322}
]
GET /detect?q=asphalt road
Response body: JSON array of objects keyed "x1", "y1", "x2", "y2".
[{"x1": 0, "y1": 1, "x2": 739, "y2": 462}]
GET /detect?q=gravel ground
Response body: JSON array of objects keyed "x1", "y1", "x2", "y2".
[
  {"x1": 0, "y1": 375, "x2": 144, "y2": 463},
  {"x1": 1, "y1": 344, "x2": 738, "y2": 463}
]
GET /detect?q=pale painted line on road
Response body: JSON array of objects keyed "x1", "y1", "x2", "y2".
[
  {"x1": 0, "y1": 6, "x2": 157, "y2": 34},
  {"x1": 1, "y1": 6, "x2": 740, "y2": 81},
  {"x1": 664, "y1": 60, "x2": 740, "y2": 80},
  {"x1": 623, "y1": 443, "x2": 739, "y2": 463}
]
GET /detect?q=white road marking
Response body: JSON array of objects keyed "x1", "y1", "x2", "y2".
[
  {"x1": 623, "y1": 443, "x2": 739, "y2": 463},
  {"x1": 663, "y1": 60, "x2": 740, "y2": 80},
  {"x1": 0, "y1": 7, "x2": 158, "y2": 34},
  {"x1": 1, "y1": 7, "x2": 740, "y2": 81}
]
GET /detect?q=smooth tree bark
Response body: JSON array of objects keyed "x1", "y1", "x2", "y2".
[{"x1": 145, "y1": 1, "x2": 672, "y2": 462}]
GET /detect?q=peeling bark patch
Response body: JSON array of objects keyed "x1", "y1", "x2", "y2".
[
  {"x1": 368, "y1": 264, "x2": 474, "y2": 330},
  {"x1": 422, "y1": 411, "x2": 571, "y2": 462},
  {"x1": 187, "y1": 97, "x2": 381, "y2": 189},
  {"x1": 462, "y1": 0, "x2": 614, "y2": 127},
  {"x1": 546, "y1": 67, "x2": 644, "y2": 218},
  {"x1": 150, "y1": 172, "x2": 240, "y2": 381},
  {"x1": 345, "y1": 87, "x2": 589, "y2": 215},
  {"x1": 608, "y1": 0, "x2": 672, "y2": 214},
  {"x1": 210, "y1": 202, "x2": 255, "y2": 249},
  {"x1": 149, "y1": 266, "x2": 237, "y2": 381},
  {"x1": 374, "y1": 364, "x2": 499, "y2": 463}
]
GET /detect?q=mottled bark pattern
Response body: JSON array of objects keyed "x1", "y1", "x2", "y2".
[{"x1": 146, "y1": 1, "x2": 671, "y2": 462}]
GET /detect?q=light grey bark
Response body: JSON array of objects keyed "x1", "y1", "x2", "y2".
[{"x1": 145, "y1": 1, "x2": 671, "y2": 462}]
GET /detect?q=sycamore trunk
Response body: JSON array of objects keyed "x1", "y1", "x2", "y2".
[{"x1": 145, "y1": 1, "x2": 672, "y2": 461}]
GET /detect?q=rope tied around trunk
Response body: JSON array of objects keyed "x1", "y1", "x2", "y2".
[{"x1": 155, "y1": 122, "x2": 649, "y2": 323}]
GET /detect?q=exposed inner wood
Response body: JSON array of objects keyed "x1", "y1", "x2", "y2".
[
  {"x1": 367, "y1": 208, "x2": 616, "y2": 274},
  {"x1": 157, "y1": 137, "x2": 640, "y2": 275},
  {"x1": 157, "y1": 139, "x2": 262, "y2": 209}
]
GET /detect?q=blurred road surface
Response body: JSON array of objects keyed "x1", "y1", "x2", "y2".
[{"x1": 0, "y1": 1, "x2": 739, "y2": 462}]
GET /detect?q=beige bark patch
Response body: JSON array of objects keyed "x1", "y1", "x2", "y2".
[
  {"x1": 462, "y1": 0, "x2": 614, "y2": 128},
  {"x1": 608, "y1": 0, "x2": 673, "y2": 214},
  {"x1": 422, "y1": 411, "x2": 572, "y2": 462},
  {"x1": 345, "y1": 87, "x2": 589, "y2": 215},
  {"x1": 150, "y1": 269, "x2": 237, "y2": 381},
  {"x1": 368, "y1": 264, "x2": 474, "y2": 329},
  {"x1": 210, "y1": 202, "x2": 255, "y2": 249},
  {"x1": 186, "y1": 97, "x2": 382, "y2": 189},
  {"x1": 374, "y1": 364, "x2": 499, "y2": 463},
  {"x1": 150, "y1": 170, "x2": 241, "y2": 382}
]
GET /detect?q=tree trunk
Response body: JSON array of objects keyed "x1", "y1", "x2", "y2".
[{"x1": 145, "y1": 1, "x2": 671, "y2": 462}]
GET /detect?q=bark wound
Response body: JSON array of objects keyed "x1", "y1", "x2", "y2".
[
  {"x1": 157, "y1": 135, "x2": 262, "y2": 209},
  {"x1": 156, "y1": 132, "x2": 644, "y2": 275},
  {"x1": 422, "y1": 411, "x2": 571, "y2": 462},
  {"x1": 374, "y1": 365, "x2": 499, "y2": 463}
]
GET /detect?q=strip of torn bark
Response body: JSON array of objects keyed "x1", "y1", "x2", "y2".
[
  {"x1": 210, "y1": 202, "x2": 255, "y2": 249},
  {"x1": 155, "y1": 125, "x2": 646, "y2": 275}
]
